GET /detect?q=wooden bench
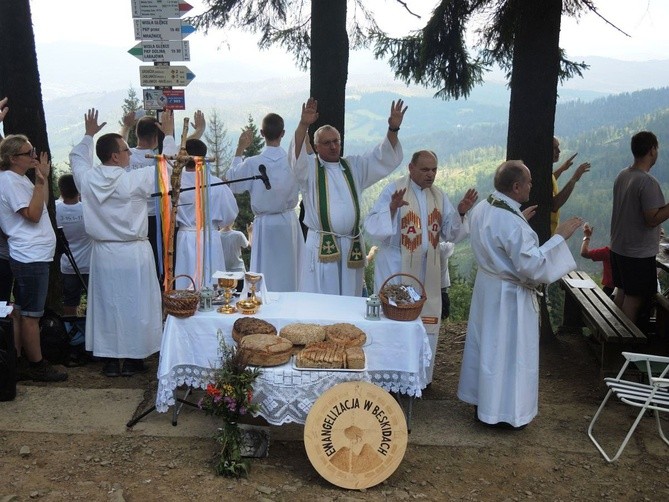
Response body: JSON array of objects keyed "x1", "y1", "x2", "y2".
[{"x1": 558, "y1": 270, "x2": 646, "y2": 374}]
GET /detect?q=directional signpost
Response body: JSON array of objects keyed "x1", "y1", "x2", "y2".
[
  {"x1": 130, "y1": 0, "x2": 195, "y2": 111},
  {"x1": 131, "y1": 0, "x2": 193, "y2": 19},
  {"x1": 140, "y1": 65, "x2": 195, "y2": 87},
  {"x1": 129, "y1": 41, "x2": 191, "y2": 62},
  {"x1": 133, "y1": 19, "x2": 196, "y2": 41}
]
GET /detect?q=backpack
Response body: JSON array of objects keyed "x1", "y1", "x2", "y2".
[
  {"x1": 0, "y1": 318, "x2": 17, "y2": 401},
  {"x1": 39, "y1": 309, "x2": 70, "y2": 365}
]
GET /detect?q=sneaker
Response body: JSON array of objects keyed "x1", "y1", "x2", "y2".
[
  {"x1": 103, "y1": 358, "x2": 121, "y2": 377},
  {"x1": 28, "y1": 360, "x2": 68, "y2": 382},
  {"x1": 121, "y1": 358, "x2": 147, "y2": 377}
]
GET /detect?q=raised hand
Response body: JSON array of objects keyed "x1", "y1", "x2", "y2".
[
  {"x1": 34, "y1": 151, "x2": 51, "y2": 185},
  {"x1": 555, "y1": 216, "x2": 584, "y2": 240},
  {"x1": 389, "y1": 188, "x2": 409, "y2": 217},
  {"x1": 457, "y1": 188, "x2": 479, "y2": 215},
  {"x1": 0, "y1": 96, "x2": 8, "y2": 123},
  {"x1": 557, "y1": 153, "x2": 577, "y2": 174},
  {"x1": 300, "y1": 97, "x2": 319, "y2": 127},
  {"x1": 191, "y1": 110, "x2": 206, "y2": 137},
  {"x1": 583, "y1": 222, "x2": 593, "y2": 238},
  {"x1": 522, "y1": 204, "x2": 538, "y2": 221},
  {"x1": 572, "y1": 162, "x2": 591, "y2": 181},
  {"x1": 159, "y1": 109, "x2": 174, "y2": 137},
  {"x1": 237, "y1": 127, "x2": 253, "y2": 151},
  {"x1": 84, "y1": 108, "x2": 107, "y2": 137},
  {"x1": 388, "y1": 99, "x2": 408, "y2": 130},
  {"x1": 122, "y1": 110, "x2": 136, "y2": 129}
]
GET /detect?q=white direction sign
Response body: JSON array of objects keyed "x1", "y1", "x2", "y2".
[
  {"x1": 139, "y1": 65, "x2": 195, "y2": 87},
  {"x1": 133, "y1": 18, "x2": 195, "y2": 41},
  {"x1": 128, "y1": 41, "x2": 190, "y2": 62},
  {"x1": 131, "y1": 0, "x2": 193, "y2": 19}
]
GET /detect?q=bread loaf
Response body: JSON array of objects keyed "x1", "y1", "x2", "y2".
[
  {"x1": 239, "y1": 333, "x2": 292, "y2": 367},
  {"x1": 280, "y1": 323, "x2": 326, "y2": 346},
  {"x1": 295, "y1": 342, "x2": 346, "y2": 369},
  {"x1": 232, "y1": 317, "x2": 277, "y2": 344},
  {"x1": 345, "y1": 346, "x2": 366, "y2": 369},
  {"x1": 325, "y1": 323, "x2": 366, "y2": 347}
]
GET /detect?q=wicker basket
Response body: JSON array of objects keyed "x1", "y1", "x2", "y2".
[
  {"x1": 163, "y1": 275, "x2": 200, "y2": 318},
  {"x1": 378, "y1": 273, "x2": 426, "y2": 321}
]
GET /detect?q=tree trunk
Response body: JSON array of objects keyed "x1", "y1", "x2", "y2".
[
  {"x1": 506, "y1": 0, "x2": 563, "y2": 245},
  {"x1": 0, "y1": 0, "x2": 61, "y2": 311},
  {"x1": 310, "y1": 0, "x2": 349, "y2": 151}
]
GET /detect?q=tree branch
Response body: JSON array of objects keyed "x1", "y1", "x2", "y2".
[{"x1": 393, "y1": 0, "x2": 421, "y2": 19}]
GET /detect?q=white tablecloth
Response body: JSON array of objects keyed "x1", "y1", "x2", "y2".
[{"x1": 156, "y1": 292, "x2": 431, "y2": 425}]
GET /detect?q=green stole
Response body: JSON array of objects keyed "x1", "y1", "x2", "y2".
[
  {"x1": 315, "y1": 157, "x2": 364, "y2": 268},
  {"x1": 487, "y1": 194, "x2": 526, "y2": 221}
]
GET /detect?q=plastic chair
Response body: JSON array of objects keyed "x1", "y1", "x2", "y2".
[{"x1": 588, "y1": 352, "x2": 669, "y2": 462}]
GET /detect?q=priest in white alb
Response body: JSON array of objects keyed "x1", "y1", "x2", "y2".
[
  {"x1": 227, "y1": 113, "x2": 303, "y2": 292},
  {"x1": 457, "y1": 160, "x2": 582, "y2": 429},
  {"x1": 70, "y1": 108, "x2": 165, "y2": 378},
  {"x1": 288, "y1": 97, "x2": 407, "y2": 296},
  {"x1": 364, "y1": 150, "x2": 478, "y2": 382}
]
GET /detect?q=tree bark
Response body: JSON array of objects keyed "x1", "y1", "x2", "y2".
[
  {"x1": 310, "y1": 0, "x2": 349, "y2": 151},
  {"x1": 506, "y1": 0, "x2": 563, "y2": 245},
  {"x1": 0, "y1": 0, "x2": 60, "y2": 310}
]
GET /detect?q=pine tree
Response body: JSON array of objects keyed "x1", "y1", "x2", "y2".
[{"x1": 204, "y1": 109, "x2": 233, "y2": 178}]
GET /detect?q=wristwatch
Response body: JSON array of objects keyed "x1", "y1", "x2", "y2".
[{"x1": 582, "y1": 236, "x2": 590, "y2": 241}]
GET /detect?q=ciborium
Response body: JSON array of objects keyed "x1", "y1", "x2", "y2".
[
  {"x1": 217, "y1": 276, "x2": 238, "y2": 314},
  {"x1": 245, "y1": 272, "x2": 263, "y2": 305}
]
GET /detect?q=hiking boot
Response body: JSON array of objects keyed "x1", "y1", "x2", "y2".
[
  {"x1": 121, "y1": 358, "x2": 147, "y2": 377},
  {"x1": 103, "y1": 358, "x2": 121, "y2": 377},
  {"x1": 28, "y1": 360, "x2": 68, "y2": 382}
]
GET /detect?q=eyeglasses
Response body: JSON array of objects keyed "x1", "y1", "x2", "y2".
[{"x1": 14, "y1": 148, "x2": 36, "y2": 157}]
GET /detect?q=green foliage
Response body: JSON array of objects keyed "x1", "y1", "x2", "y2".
[
  {"x1": 448, "y1": 278, "x2": 473, "y2": 322},
  {"x1": 373, "y1": 0, "x2": 594, "y2": 100},
  {"x1": 198, "y1": 332, "x2": 261, "y2": 477},
  {"x1": 120, "y1": 87, "x2": 142, "y2": 148},
  {"x1": 372, "y1": 1, "x2": 484, "y2": 99},
  {"x1": 204, "y1": 108, "x2": 233, "y2": 178},
  {"x1": 191, "y1": 0, "x2": 380, "y2": 71}
]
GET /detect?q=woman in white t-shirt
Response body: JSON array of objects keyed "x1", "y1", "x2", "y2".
[{"x1": 0, "y1": 134, "x2": 66, "y2": 382}]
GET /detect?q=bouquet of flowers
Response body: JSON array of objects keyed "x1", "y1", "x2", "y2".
[{"x1": 199, "y1": 330, "x2": 262, "y2": 477}]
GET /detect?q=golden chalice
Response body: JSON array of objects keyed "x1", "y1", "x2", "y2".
[
  {"x1": 217, "y1": 277, "x2": 238, "y2": 314},
  {"x1": 245, "y1": 273, "x2": 262, "y2": 305}
]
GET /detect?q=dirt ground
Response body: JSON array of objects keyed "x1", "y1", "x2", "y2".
[{"x1": 1, "y1": 322, "x2": 668, "y2": 501}]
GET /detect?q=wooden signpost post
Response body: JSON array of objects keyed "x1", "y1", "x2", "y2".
[{"x1": 129, "y1": 0, "x2": 195, "y2": 111}]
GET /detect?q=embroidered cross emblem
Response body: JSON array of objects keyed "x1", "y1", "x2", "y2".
[
  {"x1": 351, "y1": 249, "x2": 362, "y2": 260},
  {"x1": 323, "y1": 241, "x2": 336, "y2": 254}
]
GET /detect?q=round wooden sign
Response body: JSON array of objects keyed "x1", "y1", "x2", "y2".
[{"x1": 303, "y1": 381, "x2": 408, "y2": 490}]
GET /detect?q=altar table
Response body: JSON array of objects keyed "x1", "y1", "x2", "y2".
[{"x1": 156, "y1": 292, "x2": 431, "y2": 425}]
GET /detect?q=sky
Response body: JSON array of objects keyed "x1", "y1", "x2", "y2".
[{"x1": 27, "y1": 0, "x2": 669, "y2": 100}]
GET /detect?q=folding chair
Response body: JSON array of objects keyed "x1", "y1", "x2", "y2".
[{"x1": 588, "y1": 352, "x2": 669, "y2": 462}]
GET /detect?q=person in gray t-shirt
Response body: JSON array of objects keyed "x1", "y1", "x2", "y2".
[{"x1": 610, "y1": 131, "x2": 665, "y2": 324}]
